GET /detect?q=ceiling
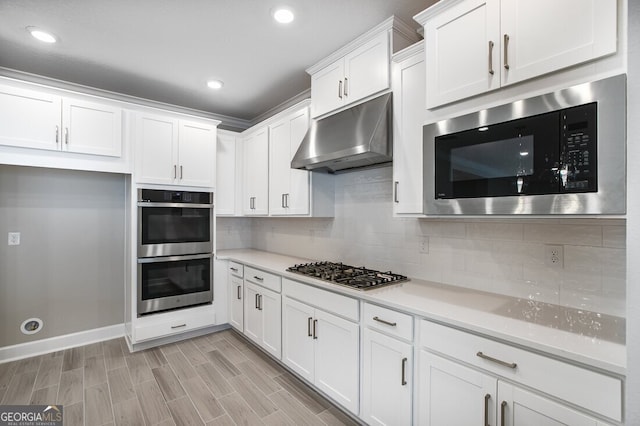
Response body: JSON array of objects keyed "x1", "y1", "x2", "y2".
[{"x1": 0, "y1": 0, "x2": 434, "y2": 126}]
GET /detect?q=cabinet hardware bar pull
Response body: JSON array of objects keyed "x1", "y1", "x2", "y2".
[
  {"x1": 65, "y1": 127, "x2": 69, "y2": 145},
  {"x1": 255, "y1": 293, "x2": 260, "y2": 309},
  {"x1": 237, "y1": 285, "x2": 241, "y2": 300},
  {"x1": 285, "y1": 193, "x2": 289, "y2": 208},
  {"x1": 476, "y1": 352, "x2": 517, "y2": 369},
  {"x1": 171, "y1": 324, "x2": 187, "y2": 329},
  {"x1": 488, "y1": 40, "x2": 495, "y2": 75},
  {"x1": 313, "y1": 319, "x2": 318, "y2": 339},
  {"x1": 501, "y1": 401, "x2": 507, "y2": 426},
  {"x1": 174, "y1": 165, "x2": 177, "y2": 179},
  {"x1": 338, "y1": 80, "x2": 343, "y2": 99},
  {"x1": 308, "y1": 317, "x2": 313, "y2": 337},
  {"x1": 253, "y1": 276, "x2": 263, "y2": 281},
  {"x1": 394, "y1": 181, "x2": 399, "y2": 203},
  {"x1": 503, "y1": 34, "x2": 510, "y2": 70},
  {"x1": 344, "y1": 77, "x2": 348, "y2": 96},
  {"x1": 258, "y1": 294, "x2": 262, "y2": 310},
  {"x1": 230, "y1": 267, "x2": 238, "y2": 272},
  {"x1": 401, "y1": 357, "x2": 408, "y2": 386},
  {"x1": 180, "y1": 165, "x2": 183, "y2": 179},
  {"x1": 373, "y1": 316, "x2": 397, "y2": 327},
  {"x1": 55, "y1": 126, "x2": 59, "y2": 144},
  {"x1": 484, "y1": 394, "x2": 491, "y2": 426}
]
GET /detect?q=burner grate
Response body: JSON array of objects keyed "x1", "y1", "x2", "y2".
[{"x1": 287, "y1": 261, "x2": 408, "y2": 290}]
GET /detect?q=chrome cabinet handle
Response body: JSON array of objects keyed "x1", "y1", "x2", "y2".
[
  {"x1": 282, "y1": 193, "x2": 286, "y2": 208},
  {"x1": 55, "y1": 126, "x2": 59, "y2": 144},
  {"x1": 171, "y1": 324, "x2": 186, "y2": 329},
  {"x1": 313, "y1": 319, "x2": 318, "y2": 339},
  {"x1": 285, "y1": 194, "x2": 289, "y2": 208},
  {"x1": 501, "y1": 401, "x2": 507, "y2": 426},
  {"x1": 253, "y1": 276, "x2": 263, "y2": 282},
  {"x1": 338, "y1": 80, "x2": 343, "y2": 99},
  {"x1": 230, "y1": 267, "x2": 238, "y2": 272},
  {"x1": 484, "y1": 394, "x2": 491, "y2": 426},
  {"x1": 255, "y1": 293, "x2": 260, "y2": 309},
  {"x1": 344, "y1": 77, "x2": 348, "y2": 97},
  {"x1": 258, "y1": 294, "x2": 262, "y2": 310},
  {"x1": 401, "y1": 357, "x2": 408, "y2": 386},
  {"x1": 503, "y1": 34, "x2": 510, "y2": 70},
  {"x1": 174, "y1": 165, "x2": 177, "y2": 179},
  {"x1": 477, "y1": 351, "x2": 517, "y2": 369},
  {"x1": 308, "y1": 317, "x2": 313, "y2": 337},
  {"x1": 237, "y1": 285, "x2": 241, "y2": 300},
  {"x1": 394, "y1": 181, "x2": 399, "y2": 203},
  {"x1": 65, "y1": 127, "x2": 69, "y2": 145},
  {"x1": 180, "y1": 165, "x2": 183, "y2": 179},
  {"x1": 488, "y1": 40, "x2": 495, "y2": 75},
  {"x1": 373, "y1": 316, "x2": 397, "y2": 327}
]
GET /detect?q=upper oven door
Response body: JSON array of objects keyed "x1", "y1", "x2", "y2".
[
  {"x1": 435, "y1": 111, "x2": 561, "y2": 199},
  {"x1": 138, "y1": 190, "x2": 213, "y2": 257}
]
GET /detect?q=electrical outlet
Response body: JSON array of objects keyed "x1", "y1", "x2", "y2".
[
  {"x1": 419, "y1": 236, "x2": 429, "y2": 254},
  {"x1": 8, "y1": 232, "x2": 20, "y2": 246},
  {"x1": 544, "y1": 244, "x2": 563, "y2": 268}
]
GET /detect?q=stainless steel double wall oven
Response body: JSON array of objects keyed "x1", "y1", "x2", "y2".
[{"x1": 137, "y1": 189, "x2": 214, "y2": 315}]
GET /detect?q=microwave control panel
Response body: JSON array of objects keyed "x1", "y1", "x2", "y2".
[{"x1": 560, "y1": 102, "x2": 597, "y2": 192}]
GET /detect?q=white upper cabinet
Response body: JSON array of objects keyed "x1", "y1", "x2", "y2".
[
  {"x1": 392, "y1": 43, "x2": 426, "y2": 215},
  {"x1": 135, "y1": 112, "x2": 217, "y2": 188},
  {"x1": 416, "y1": 0, "x2": 617, "y2": 108},
  {"x1": 242, "y1": 127, "x2": 269, "y2": 215},
  {"x1": 308, "y1": 16, "x2": 419, "y2": 119},
  {"x1": 216, "y1": 130, "x2": 240, "y2": 216},
  {"x1": 0, "y1": 83, "x2": 122, "y2": 157}
]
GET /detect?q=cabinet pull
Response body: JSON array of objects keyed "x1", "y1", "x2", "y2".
[
  {"x1": 308, "y1": 317, "x2": 313, "y2": 337},
  {"x1": 64, "y1": 127, "x2": 69, "y2": 145},
  {"x1": 285, "y1": 193, "x2": 289, "y2": 208},
  {"x1": 255, "y1": 293, "x2": 260, "y2": 309},
  {"x1": 373, "y1": 316, "x2": 397, "y2": 327},
  {"x1": 253, "y1": 276, "x2": 264, "y2": 282},
  {"x1": 344, "y1": 77, "x2": 348, "y2": 96},
  {"x1": 394, "y1": 181, "x2": 399, "y2": 203},
  {"x1": 174, "y1": 165, "x2": 177, "y2": 179},
  {"x1": 501, "y1": 401, "x2": 507, "y2": 426},
  {"x1": 180, "y1": 165, "x2": 183, "y2": 179},
  {"x1": 230, "y1": 267, "x2": 238, "y2": 272},
  {"x1": 488, "y1": 40, "x2": 495, "y2": 75},
  {"x1": 258, "y1": 294, "x2": 262, "y2": 310},
  {"x1": 237, "y1": 285, "x2": 241, "y2": 300},
  {"x1": 171, "y1": 324, "x2": 187, "y2": 329},
  {"x1": 338, "y1": 80, "x2": 343, "y2": 99},
  {"x1": 476, "y1": 351, "x2": 517, "y2": 369},
  {"x1": 55, "y1": 126, "x2": 59, "y2": 144},
  {"x1": 503, "y1": 34, "x2": 510, "y2": 70},
  {"x1": 313, "y1": 319, "x2": 318, "y2": 339},
  {"x1": 282, "y1": 193, "x2": 286, "y2": 208},
  {"x1": 484, "y1": 394, "x2": 491, "y2": 426},
  {"x1": 401, "y1": 357, "x2": 408, "y2": 386}
]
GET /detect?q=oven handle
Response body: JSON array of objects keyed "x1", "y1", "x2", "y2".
[
  {"x1": 138, "y1": 253, "x2": 213, "y2": 263},
  {"x1": 137, "y1": 202, "x2": 213, "y2": 208}
]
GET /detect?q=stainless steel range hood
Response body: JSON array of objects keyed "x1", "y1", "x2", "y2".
[{"x1": 291, "y1": 93, "x2": 392, "y2": 173}]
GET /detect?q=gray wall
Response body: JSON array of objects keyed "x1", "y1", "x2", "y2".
[{"x1": 0, "y1": 165, "x2": 125, "y2": 347}]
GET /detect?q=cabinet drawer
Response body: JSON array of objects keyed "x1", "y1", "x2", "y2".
[
  {"x1": 282, "y1": 278, "x2": 359, "y2": 322},
  {"x1": 135, "y1": 305, "x2": 215, "y2": 342},
  {"x1": 419, "y1": 320, "x2": 622, "y2": 421},
  {"x1": 245, "y1": 266, "x2": 281, "y2": 293},
  {"x1": 364, "y1": 303, "x2": 413, "y2": 342},
  {"x1": 229, "y1": 261, "x2": 244, "y2": 278}
]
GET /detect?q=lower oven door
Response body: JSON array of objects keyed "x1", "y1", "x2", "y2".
[{"x1": 137, "y1": 253, "x2": 213, "y2": 316}]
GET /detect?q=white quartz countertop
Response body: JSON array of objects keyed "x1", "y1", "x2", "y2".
[{"x1": 216, "y1": 249, "x2": 626, "y2": 375}]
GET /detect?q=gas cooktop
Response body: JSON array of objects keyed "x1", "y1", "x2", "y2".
[{"x1": 287, "y1": 261, "x2": 408, "y2": 290}]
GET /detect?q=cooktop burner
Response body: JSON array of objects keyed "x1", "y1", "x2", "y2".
[{"x1": 287, "y1": 261, "x2": 408, "y2": 290}]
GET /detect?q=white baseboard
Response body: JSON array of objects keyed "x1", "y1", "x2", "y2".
[{"x1": 0, "y1": 323, "x2": 125, "y2": 363}]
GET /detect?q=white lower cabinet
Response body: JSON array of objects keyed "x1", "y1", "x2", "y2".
[
  {"x1": 134, "y1": 304, "x2": 216, "y2": 342},
  {"x1": 228, "y1": 262, "x2": 244, "y2": 332},
  {"x1": 243, "y1": 270, "x2": 282, "y2": 359},
  {"x1": 282, "y1": 279, "x2": 359, "y2": 414}
]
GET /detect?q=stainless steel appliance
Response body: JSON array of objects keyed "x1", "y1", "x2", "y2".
[
  {"x1": 287, "y1": 261, "x2": 408, "y2": 290},
  {"x1": 424, "y1": 74, "x2": 626, "y2": 215},
  {"x1": 138, "y1": 189, "x2": 213, "y2": 257},
  {"x1": 137, "y1": 189, "x2": 214, "y2": 316}
]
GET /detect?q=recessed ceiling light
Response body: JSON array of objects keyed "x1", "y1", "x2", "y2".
[
  {"x1": 273, "y1": 8, "x2": 294, "y2": 24},
  {"x1": 27, "y1": 27, "x2": 57, "y2": 43},
  {"x1": 207, "y1": 80, "x2": 224, "y2": 90}
]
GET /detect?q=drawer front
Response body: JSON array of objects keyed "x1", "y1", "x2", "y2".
[
  {"x1": 364, "y1": 303, "x2": 413, "y2": 342},
  {"x1": 419, "y1": 320, "x2": 622, "y2": 422},
  {"x1": 229, "y1": 261, "x2": 244, "y2": 278},
  {"x1": 245, "y1": 266, "x2": 281, "y2": 293},
  {"x1": 135, "y1": 305, "x2": 215, "y2": 342},
  {"x1": 282, "y1": 278, "x2": 359, "y2": 321}
]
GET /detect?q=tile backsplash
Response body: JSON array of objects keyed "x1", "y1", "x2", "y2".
[{"x1": 217, "y1": 166, "x2": 626, "y2": 317}]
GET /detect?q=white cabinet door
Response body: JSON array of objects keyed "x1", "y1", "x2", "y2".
[
  {"x1": 282, "y1": 297, "x2": 315, "y2": 382},
  {"x1": 242, "y1": 128, "x2": 269, "y2": 215},
  {"x1": 362, "y1": 329, "x2": 413, "y2": 426},
  {"x1": 500, "y1": 0, "x2": 617, "y2": 87},
  {"x1": 287, "y1": 108, "x2": 311, "y2": 215},
  {"x1": 177, "y1": 120, "x2": 216, "y2": 188},
  {"x1": 243, "y1": 282, "x2": 262, "y2": 344},
  {"x1": 417, "y1": 351, "x2": 497, "y2": 426},
  {"x1": 343, "y1": 31, "x2": 389, "y2": 105},
  {"x1": 63, "y1": 98, "x2": 122, "y2": 157},
  {"x1": 136, "y1": 113, "x2": 177, "y2": 185},
  {"x1": 229, "y1": 275, "x2": 243, "y2": 331},
  {"x1": 0, "y1": 85, "x2": 60, "y2": 151},
  {"x1": 216, "y1": 131, "x2": 239, "y2": 215},
  {"x1": 314, "y1": 308, "x2": 359, "y2": 414},
  {"x1": 268, "y1": 118, "x2": 291, "y2": 216},
  {"x1": 310, "y1": 59, "x2": 345, "y2": 118},
  {"x1": 392, "y1": 47, "x2": 425, "y2": 215},
  {"x1": 498, "y1": 382, "x2": 600, "y2": 426},
  {"x1": 424, "y1": 0, "x2": 500, "y2": 108},
  {"x1": 260, "y1": 287, "x2": 282, "y2": 359}
]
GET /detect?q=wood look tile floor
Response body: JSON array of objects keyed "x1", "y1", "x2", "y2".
[{"x1": 0, "y1": 329, "x2": 361, "y2": 426}]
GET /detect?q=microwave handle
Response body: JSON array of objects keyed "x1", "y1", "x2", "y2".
[{"x1": 138, "y1": 253, "x2": 213, "y2": 264}]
